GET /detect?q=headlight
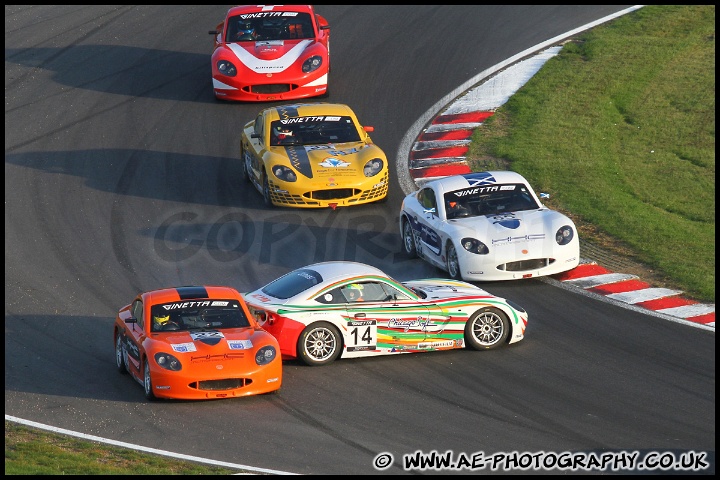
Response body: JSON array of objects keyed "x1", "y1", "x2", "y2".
[
  {"x1": 555, "y1": 225, "x2": 574, "y2": 245},
  {"x1": 272, "y1": 165, "x2": 297, "y2": 182},
  {"x1": 217, "y1": 60, "x2": 237, "y2": 77},
  {"x1": 255, "y1": 345, "x2": 277, "y2": 365},
  {"x1": 461, "y1": 237, "x2": 489, "y2": 255},
  {"x1": 363, "y1": 158, "x2": 384, "y2": 177},
  {"x1": 302, "y1": 55, "x2": 323, "y2": 73},
  {"x1": 154, "y1": 352, "x2": 182, "y2": 371}
]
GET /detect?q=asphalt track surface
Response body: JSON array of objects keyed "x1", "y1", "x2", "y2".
[{"x1": 5, "y1": 5, "x2": 715, "y2": 475}]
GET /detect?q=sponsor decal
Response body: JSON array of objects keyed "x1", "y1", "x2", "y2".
[
  {"x1": 417, "y1": 340, "x2": 455, "y2": 349},
  {"x1": 491, "y1": 233, "x2": 545, "y2": 244},
  {"x1": 172, "y1": 342, "x2": 198, "y2": 353},
  {"x1": 250, "y1": 293, "x2": 271, "y2": 302},
  {"x1": 306, "y1": 144, "x2": 362, "y2": 156},
  {"x1": 240, "y1": 12, "x2": 299, "y2": 19},
  {"x1": 161, "y1": 301, "x2": 212, "y2": 311},
  {"x1": 228, "y1": 339, "x2": 254, "y2": 350},
  {"x1": 211, "y1": 301, "x2": 230, "y2": 306},
  {"x1": 190, "y1": 330, "x2": 225, "y2": 346},
  {"x1": 388, "y1": 317, "x2": 438, "y2": 332},
  {"x1": 452, "y1": 185, "x2": 499, "y2": 197},
  {"x1": 349, "y1": 320, "x2": 374, "y2": 327},
  {"x1": 319, "y1": 157, "x2": 350, "y2": 168},
  {"x1": 348, "y1": 345, "x2": 374, "y2": 351}
]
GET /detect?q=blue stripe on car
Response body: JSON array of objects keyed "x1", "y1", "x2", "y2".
[{"x1": 285, "y1": 145, "x2": 312, "y2": 178}]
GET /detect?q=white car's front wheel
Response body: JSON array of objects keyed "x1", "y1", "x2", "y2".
[
  {"x1": 446, "y1": 242, "x2": 462, "y2": 280},
  {"x1": 402, "y1": 218, "x2": 417, "y2": 258},
  {"x1": 465, "y1": 308, "x2": 510, "y2": 350}
]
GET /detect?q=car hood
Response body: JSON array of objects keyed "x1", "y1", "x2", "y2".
[
  {"x1": 271, "y1": 143, "x2": 381, "y2": 180},
  {"x1": 401, "y1": 278, "x2": 493, "y2": 300},
  {"x1": 227, "y1": 39, "x2": 314, "y2": 72},
  {"x1": 450, "y1": 209, "x2": 569, "y2": 240},
  {"x1": 160, "y1": 328, "x2": 266, "y2": 353}
]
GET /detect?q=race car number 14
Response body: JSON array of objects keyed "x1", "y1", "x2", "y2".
[{"x1": 346, "y1": 320, "x2": 377, "y2": 352}]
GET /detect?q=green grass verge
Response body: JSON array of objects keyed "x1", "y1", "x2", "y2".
[
  {"x1": 467, "y1": 5, "x2": 715, "y2": 302},
  {"x1": 4, "y1": 422, "x2": 254, "y2": 475}
]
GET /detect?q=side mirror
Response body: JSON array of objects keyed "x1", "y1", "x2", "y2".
[
  {"x1": 363, "y1": 126, "x2": 374, "y2": 133},
  {"x1": 125, "y1": 316, "x2": 138, "y2": 325},
  {"x1": 208, "y1": 30, "x2": 219, "y2": 35},
  {"x1": 251, "y1": 133, "x2": 262, "y2": 139}
]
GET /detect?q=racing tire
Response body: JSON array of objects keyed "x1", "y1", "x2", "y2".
[
  {"x1": 297, "y1": 322, "x2": 342, "y2": 366},
  {"x1": 401, "y1": 217, "x2": 417, "y2": 258},
  {"x1": 143, "y1": 358, "x2": 157, "y2": 401},
  {"x1": 115, "y1": 334, "x2": 128, "y2": 374},
  {"x1": 240, "y1": 149, "x2": 250, "y2": 183},
  {"x1": 262, "y1": 172, "x2": 274, "y2": 208},
  {"x1": 464, "y1": 308, "x2": 510, "y2": 350},
  {"x1": 446, "y1": 242, "x2": 462, "y2": 280}
]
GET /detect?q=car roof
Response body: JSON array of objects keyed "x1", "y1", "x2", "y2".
[
  {"x1": 262, "y1": 103, "x2": 356, "y2": 121},
  {"x1": 295, "y1": 261, "x2": 388, "y2": 282},
  {"x1": 423, "y1": 171, "x2": 530, "y2": 193}
]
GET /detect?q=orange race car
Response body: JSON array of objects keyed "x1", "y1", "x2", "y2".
[{"x1": 113, "y1": 285, "x2": 281, "y2": 400}]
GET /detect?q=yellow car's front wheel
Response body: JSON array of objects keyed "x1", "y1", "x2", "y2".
[{"x1": 262, "y1": 172, "x2": 274, "y2": 208}]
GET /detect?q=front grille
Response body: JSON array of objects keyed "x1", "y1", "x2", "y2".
[
  {"x1": 500, "y1": 258, "x2": 554, "y2": 272},
  {"x1": 192, "y1": 378, "x2": 253, "y2": 391},
  {"x1": 268, "y1": 171, "x2": 388, "y2": 206},
  {"x1": 306, "y1": 188, "x2": 358, "y2": 200},
  {"x1": 248, "y1": 84, "x2": 295, "y2": 94}
]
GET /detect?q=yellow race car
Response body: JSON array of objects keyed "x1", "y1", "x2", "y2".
[{"x1": 240, "y1": 103, "x2": 389, "y2": 209}]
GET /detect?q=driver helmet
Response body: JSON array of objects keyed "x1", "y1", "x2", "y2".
[
  {"x1": 346, "y1": 283, "x2": 364, "y2": 301},
  {"x1": 238, "y1": 20, "x2": 255, "y2": 38},
  {"x1": 274, "y1": 125, "x2": 294, "y2": 140},
  {"x1": 154, "y1": 314, "x2": 171, "y2": 326}
]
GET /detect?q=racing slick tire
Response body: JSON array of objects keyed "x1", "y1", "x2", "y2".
[
  {"x1": 262, "y1": 172, "x2": 274, "y2": 208},
  {"x1": 297, "y1": 322, "x2": 342, "y2": 366},
  {"x1": 143, "y1": 358, "x2": 157, "y2": 401},
  {"x1": 401, "y1": 217, "x2": 417, "y2": 258},
  {"x1": 464, "y1": 308, "x2": 510, "y2": 350},
  {"x1": 115, "y1": 334, "x2": 128, "y2": 374},
  {"x1": 446, "y1": 241, "x2": 462, "y2": 280}
]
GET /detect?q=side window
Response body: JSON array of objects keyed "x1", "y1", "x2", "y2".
[
  {"x1": 314, "y1": 287, "x2": 345, "y2": 305},
  {"x1": 340, "y1": 282, "x2": 392, "y2": 303},
  {"x1": 379, "y1": 283, "x2": 412, "y2": 302},
  {"x1": 417, "y1": 188, "x2": 437, "y2": 211}
]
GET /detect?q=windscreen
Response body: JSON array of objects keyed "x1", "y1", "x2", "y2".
[
  {"x1": 270, "y1": 116, "x2": 361, "y2": 146},
  {"x1": 150, "y1": 300, "x2": 250, "y2": 332},
  {"x1": 443, "y1": 183, "x2": 540, "y2": 219}
]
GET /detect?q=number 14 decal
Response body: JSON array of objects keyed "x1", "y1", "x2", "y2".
[{"x1": 347, "y1": 320, "x2": 377, "y2": 352}]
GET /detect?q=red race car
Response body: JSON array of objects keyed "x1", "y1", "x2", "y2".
[
  {"x1": 209, "y1": 5, "x2": 330, "y2": 102},
  {"x1": 113, "y1": 285, "x2": 282, "y2": 400}
]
